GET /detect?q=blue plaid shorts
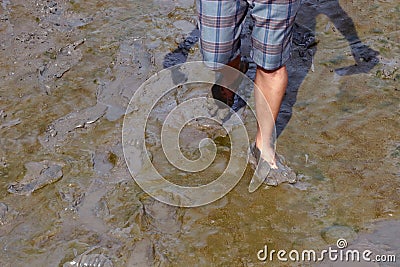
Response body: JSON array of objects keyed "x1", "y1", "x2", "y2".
[{"x1": 197, "y1": 0, "x2": 302, "y2": 70}]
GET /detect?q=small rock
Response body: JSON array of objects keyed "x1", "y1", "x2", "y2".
[
  {"x1": 0, "y1": 109, "x2": 6, "y2": 119},
  {"x1": 0, "y1": 202, "x2": 9, "y2": 225},
  {"x1": 321, "y1": 225, "x2": 357, "y2": 245},
  {"x1": 0, "y1": 157, "x2": 7, "y2": 167}
]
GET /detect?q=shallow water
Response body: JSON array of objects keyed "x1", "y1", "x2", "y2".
[{"x1": 0, "y1": 0, "x2": 399, "y2": 266}]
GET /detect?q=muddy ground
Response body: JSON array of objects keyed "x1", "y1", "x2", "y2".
[{"x1": 0, "y1": 0, "x2": 399, "y2": 266}]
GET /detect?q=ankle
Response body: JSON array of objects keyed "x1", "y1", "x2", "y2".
[{"x1": 255, "y1": 141, "x2": 277, "y2": 168}]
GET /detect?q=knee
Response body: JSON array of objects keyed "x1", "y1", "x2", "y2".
[{"x1": 257, "y1": 65, "x2": 287, "y2": 79}]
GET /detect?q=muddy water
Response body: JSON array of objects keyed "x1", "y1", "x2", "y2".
[{"x1": 0, "y1": 0, "x2": 399, "y2": 266}]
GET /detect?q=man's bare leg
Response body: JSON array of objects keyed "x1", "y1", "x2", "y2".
[
  {"x1": 254, "y1": 65, "x2": 288, "y2": 169},
  {"x1": 216, "y1": 59, "x2": 287, "y2": 169}
]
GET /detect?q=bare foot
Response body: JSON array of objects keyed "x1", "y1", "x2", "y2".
[{"x1": 248, "y1": 143, "x2": 297, "y2": 192}]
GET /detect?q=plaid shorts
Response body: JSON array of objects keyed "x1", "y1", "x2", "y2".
[{"x1": 197, "y1": 0, "x2": 302, "y2": 70}]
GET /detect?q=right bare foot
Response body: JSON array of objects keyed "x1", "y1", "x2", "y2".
[{"x1": 249, "y1": 143, "x2": 297, "y2": 191}]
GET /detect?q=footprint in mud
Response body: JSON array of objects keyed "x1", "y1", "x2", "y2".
[
  {"x1": 38, "y1": 39, "x2": 85, "y2": 94},
  {"x1": 38, "y1": 38, "x2": 155, "y2": 150},
  {"x1": 96, "y1": 37, "x2": 155, "y2": 121},
  {"x1": 91, "y1": 151, "x2": 117, "y2": 174},
  {"x1": 59, "y1": 183, "x2": 86, "y2": 212},
  {"x1": 7, "y1": 160, "x2": 64, "y2": 195}
]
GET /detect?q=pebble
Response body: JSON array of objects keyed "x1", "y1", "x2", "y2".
[
  {"x1": 0, "y1": 202, "x2": 9, "y2": 225},
  {"x1": 321, "y1": 225, "x2": 357, "y2": 245}
]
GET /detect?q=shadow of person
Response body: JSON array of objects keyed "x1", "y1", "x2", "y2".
[
  {"x1": 163, "y1": 28, "x2": 200, "y2": 85},
  {"x1": 278, "y1": 0, "x2": 379, "y2": 136}
]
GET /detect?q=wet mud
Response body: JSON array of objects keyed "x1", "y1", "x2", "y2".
[{"x1": 0, "y1": 0, "x2": 399, "y2": 266}]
